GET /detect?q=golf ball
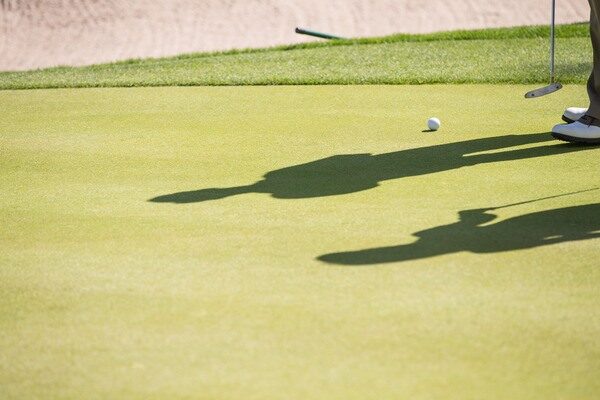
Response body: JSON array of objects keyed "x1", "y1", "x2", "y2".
[{"x1": 427, "y1": 117, "x2": 441, "y2": 131}]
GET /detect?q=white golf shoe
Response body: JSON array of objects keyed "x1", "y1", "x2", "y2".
[
  {"x1": 552, "y1": 115, "x2": 600, "y2": 144},
  {"x1": 562, "y1": 107, "x2": 588, "y2": 123}
]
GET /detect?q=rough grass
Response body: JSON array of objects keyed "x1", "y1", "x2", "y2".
[
  {"x1": 0, "y1": 23, "x2": 592, "y2": 89},
  {"x1": 1, "y1": 84, "x2": 599, "y2": 399}
]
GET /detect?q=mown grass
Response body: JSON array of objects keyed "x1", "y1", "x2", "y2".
[
  {"x1": 2, "y1": 84, "x2": 599, "y2": 399},
  {"x1": 0, "y1": 23, "x2": 592, "y2": 89}
]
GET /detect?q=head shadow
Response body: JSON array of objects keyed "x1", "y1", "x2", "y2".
[{"x1": 149, "y1": 132, "x2": 595, "y2": 204}]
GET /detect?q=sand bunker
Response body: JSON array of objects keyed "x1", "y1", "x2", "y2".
[{"x1": 0, "y1": 0, "x2": 590, "y2": 71}]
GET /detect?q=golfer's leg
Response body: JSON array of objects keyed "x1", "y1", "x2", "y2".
[
  {"x1": 549, "y1": 1, "x2": 600, "y2": 142},
  {"x1": 587, "y1": 0, "x2": 600, "y2": 118}
]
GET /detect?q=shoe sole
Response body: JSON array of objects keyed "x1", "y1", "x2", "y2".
[
  {"x1": 551, "y1": 132, "x2": 600, "y2": 144},
  {"x1": 562, "y1": 115, "x2": 575, "y2": 124}
]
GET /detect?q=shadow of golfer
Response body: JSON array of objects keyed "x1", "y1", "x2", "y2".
[
  {"x1": 149, "y1": 133, "x2": 593, "y2": 204},
  {"x1": 318, "y1": 203, "x2": 600, "y2": 265}
]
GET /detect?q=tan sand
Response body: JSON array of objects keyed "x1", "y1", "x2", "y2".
[{"x1": 0, "y1": 0, "x2": 590, "y2": 71}]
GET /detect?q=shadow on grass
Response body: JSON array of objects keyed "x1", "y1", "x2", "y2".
[
  {"x1": 555, "y1": 61, "x2": 593, "y2": 83},
  {"x1": 318, "y1": 203, "x2": 600, "y2": 265},
  {"x1": 150, "y1": 132, "x2": 594, "y2": 203}
]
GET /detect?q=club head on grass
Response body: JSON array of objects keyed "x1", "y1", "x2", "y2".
[{"x1": 524, "y1": 82, "x2": 563, "y2": 99}]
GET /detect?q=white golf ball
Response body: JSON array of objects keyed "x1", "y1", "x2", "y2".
[{"x1": 427, "y1": 117, "x2": 441, "y2": 131}]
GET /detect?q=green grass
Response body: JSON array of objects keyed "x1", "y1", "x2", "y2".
[
  {"x1": 1, "y1": 84, "x2": 599, "y2": 399},
  {"x1": 0, "y1": 24, "x2": 592, "y2": 89}
]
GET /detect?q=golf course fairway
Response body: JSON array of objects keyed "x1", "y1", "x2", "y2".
[{"x1": 1, "y1": 85, "x2": 599, "y2": 399}]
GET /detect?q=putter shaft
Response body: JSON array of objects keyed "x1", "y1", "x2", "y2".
[
  {"x1": 550, "y1": 0, "x2": 556, "y2": 83},
  {"x1": 524, "y1": 0, "x2": 562, "y2": 98}
]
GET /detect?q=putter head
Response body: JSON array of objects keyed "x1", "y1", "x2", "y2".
[{"x1": 524, "y1": 82, "x2": 563, "y2": 99}]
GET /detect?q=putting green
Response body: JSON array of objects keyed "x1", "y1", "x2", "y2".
[{"x1": 1, "y1": 85, "x2": 599, "y2": 399}]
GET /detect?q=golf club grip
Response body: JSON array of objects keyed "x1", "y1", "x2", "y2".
[{"x1": 295, "y1": 27, "x2": 344, "y2": 40}]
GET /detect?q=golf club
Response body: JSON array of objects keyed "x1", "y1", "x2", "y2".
[
  {"x1": 295, "y1": 27, "x2": 345, "y2": 40},
  {"x1": 525, "y1": 0, "x2": 563, "y2": 98}
]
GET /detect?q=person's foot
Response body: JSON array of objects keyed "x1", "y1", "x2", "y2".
[
  {"x1": 552, "y1": 115, "x2": 600, "y2": 144},
  {"x1": 562, "y1": 107, "x2": 588, "y2": 123}
]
